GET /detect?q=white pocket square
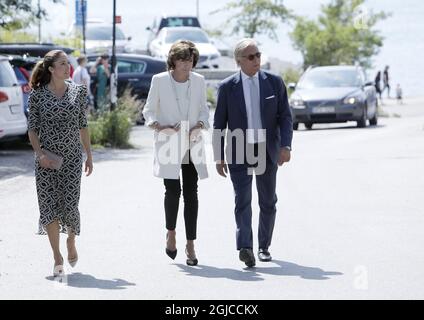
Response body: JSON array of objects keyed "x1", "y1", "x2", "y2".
[{"x1": 265, "y1": 95, "x2": 275, "y2": 100}]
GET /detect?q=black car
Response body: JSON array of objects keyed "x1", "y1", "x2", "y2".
[
  {"x1": 0, "y1": 42, "x2": 74, "y2": 57},
  {"x1": 87, "y1": 53, "x2": 166, "y2": 100},
  {"x1": 289, "y1": 65, "x2": 378, "y2": 130},
  {"x1": 0, "y1": 43, "x2": 78, "y2": 76}
]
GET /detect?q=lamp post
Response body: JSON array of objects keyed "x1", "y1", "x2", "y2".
[
  {"x1": 110, "y1": 0, "x2": 117, "y2": 111},
  {"x1": 82, "y1": 0, "x2": 86, "y2": 54},
  {"x1": 37, "y1": 0, "x2": 41, "y2": 43}
]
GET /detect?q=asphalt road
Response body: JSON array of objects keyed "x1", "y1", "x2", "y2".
[{"x1": 0, "y1": 97, "x2": 423, "y2": 299}]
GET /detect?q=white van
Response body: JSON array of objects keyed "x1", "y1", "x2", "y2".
[{"x1": 0, "y1": 56, "x2": 27, "y2": 141}]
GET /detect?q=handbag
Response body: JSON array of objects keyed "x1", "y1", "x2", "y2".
[{"x1": 42, "y1": 149, "x2": 64, "y2": 170}]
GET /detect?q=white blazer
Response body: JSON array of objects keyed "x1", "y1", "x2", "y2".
[{"x1": 143, "y1": 71, "x2": 210, "y2": 180}]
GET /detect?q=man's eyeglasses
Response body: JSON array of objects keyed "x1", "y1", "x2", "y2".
[{"x1": 242, "y1": 52, "x2": 261, "y2": 61}]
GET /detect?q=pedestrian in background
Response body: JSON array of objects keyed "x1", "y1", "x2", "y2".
[
  {"x1": 72, "y1": 55, "x2": 93, "y2": 109},
  {"x1": 28, "y1": 50, "x2": 93, "y2": 277},
  {"x1": 90, "y1": 53, "x2": 110, "y2": 111},
  {"x1": 374, "y1": 71, "x2": 382, "y2": 100},
  {"x1": 143, "y1": 40, "x2": 210, "y2": 266},
  {"x1": 396, "y1": 83, "x2": 403, "y2": 104},
  {"x1": 382, "y1": 65, "x2": 390, "y2": 98}
]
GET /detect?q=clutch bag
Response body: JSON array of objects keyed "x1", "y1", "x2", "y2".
[{"x1": 43, "y1": 149, "x2": 64, "y2": 170}]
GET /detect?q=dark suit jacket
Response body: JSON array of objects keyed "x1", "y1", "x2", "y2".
[{"x1": 213, "y1": 70, "x2": 293, "y2": 165}]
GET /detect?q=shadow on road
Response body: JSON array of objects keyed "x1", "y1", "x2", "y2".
[
  {"x1": 45, "y1": 272, "x2": 136, "y2": 290},
  {"x1": 0, "y1": 146, "x2": 151, "y2": 181},
  {"x1": 176, "y1": 260, "x2": 342, "y2": 281},
  {"x1": 297, "y1": 124, "x2": 386, "y2": 132}
]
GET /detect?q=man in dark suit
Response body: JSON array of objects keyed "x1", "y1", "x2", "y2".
[{"x1": 212, "y1": 38, "x2": 293, "y2": 268}]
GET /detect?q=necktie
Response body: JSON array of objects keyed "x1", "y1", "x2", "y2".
[{"x1": 249, "y1": 77, "x2": 262, "y2": 141}]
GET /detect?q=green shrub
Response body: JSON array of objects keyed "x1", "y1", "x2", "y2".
[
  {"x1": 207, "y1": 87, "x2": 217, "y2": 109},
  {"x1": 101, "y1": 109, "x2": 133, "y2": 148}
]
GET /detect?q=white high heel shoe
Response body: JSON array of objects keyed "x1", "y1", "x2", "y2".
[
  {"x1": 67, "y1": 238, "x2": 78, "y2": 268},
  {"x1": 53, "y1": 259, "x2": 65, "y2": 277},
  {"x1": 68, "y1": 256, "x2": 78, "y2": 268}
]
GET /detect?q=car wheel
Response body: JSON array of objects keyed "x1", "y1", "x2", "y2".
[
  {"x1": 369, "y1": 106, "x2": 378, "y2": 126},
  {"x1": 293, "y1": 123, "x2": 299, "y2": 130},
  {"x1": 357, "y1": 106, "x2": 367, "y2": 128},
  {"x1": 305, "y1": 122, "x2": 313, "y2": 130}
]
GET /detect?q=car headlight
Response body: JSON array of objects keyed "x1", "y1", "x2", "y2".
[
  {"x1": 290, "y1": 98, "x2": 306, "y2": 109},
  {"x1": 343, "y1": 96, "x2": 360, "y2": 105}
]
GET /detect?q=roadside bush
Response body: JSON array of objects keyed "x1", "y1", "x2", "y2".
[{"x1": 88, "y1": 90, "x2": 139, "y2": 148}]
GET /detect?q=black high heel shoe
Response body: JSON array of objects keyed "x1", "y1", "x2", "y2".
[
  {"x1": 166, "y1": 232, "x2": 177, "y2": 260},
  {"x1": 185, "y1": 245, "x2": 198, "y2": 266}
]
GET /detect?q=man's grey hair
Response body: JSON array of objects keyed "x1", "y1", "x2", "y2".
[{"x1": 234, "y1": 38, "x2": 258, "y2": 65}]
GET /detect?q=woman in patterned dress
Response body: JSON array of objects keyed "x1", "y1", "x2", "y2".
[{"x1": 28, "y1": 50, "x2": 93, "y2": 276}]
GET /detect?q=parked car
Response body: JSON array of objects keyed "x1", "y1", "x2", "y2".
[
  {"x1": 149, "y1": 27, "x2": 220, "y2": 69},
  {"x1": 87, "y1": 53, "x2": 166, "y2": 99},
  {"x1": 7, "y1": 55, "x2": 39, "y2": 118},
  {"x1": 289, "y1": 65, "x2": 378, "y2": 130},
  {"x1": 69, "y1": 19, "x2": 133, "y2": 54},
  {"x1": 146, "y1": 15, "x2": 201, "y2": 53},
  {"x1": 0, "y1": 43, "x2": 78, "y2": 77},
  {"x1": 0, "y1": 56, "x2": 27, "y2": 141}
]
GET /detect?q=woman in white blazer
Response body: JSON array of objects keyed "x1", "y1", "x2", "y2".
[{"x1": 143, "y1": 40, "x2": 210, "y2": 266}]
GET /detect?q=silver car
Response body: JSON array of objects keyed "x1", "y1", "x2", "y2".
[
  {"x1": 0, "y1": 56, "x2": 27, "y2": 141},
  {"x1": 289, "y1": 65, "x2": 378, "y2": 130}
]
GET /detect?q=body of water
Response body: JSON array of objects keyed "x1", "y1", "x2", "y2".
[{"x1": 34, "y1": 0, "x2": 424, "y2": 97}]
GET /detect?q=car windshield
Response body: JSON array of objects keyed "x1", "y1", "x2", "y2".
[
  {"x1": 298, "y1": 69, "x2": 362, "y2": 89},
  {"x1": 164, "y1": 29, "x2": 209, "y2": 44},
  {"x1": 160, "y1": 17, "x2": 200, "y2": 29},
  {"x1": 86, "y1": 26, "x2": 126, "y2": 40}
]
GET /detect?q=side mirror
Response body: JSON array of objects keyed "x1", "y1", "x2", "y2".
[
  {"x1": 364, "y1": 81, "x2": 373, "y2": 87},
  {"x1": 127, "y1": 36, "x2": 132, "y2": 41},
  {"x1": 146, "y1": 26, "x2": 151, "y2": 31},
  {"x1": 288, "y1": 82, "x2": 296, "y2": 90}
]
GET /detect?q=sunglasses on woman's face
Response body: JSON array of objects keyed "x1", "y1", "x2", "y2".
[{"x1": 242, "y1": 52, "x2": 261, "y2": 61}]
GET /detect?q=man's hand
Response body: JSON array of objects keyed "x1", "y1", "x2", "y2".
[
  {"x1": 278, "y1": 148, "x2": 291, "y2": 166},
  {"x1": 216, "y1": 160, "x2": 228, "y2": 178}
]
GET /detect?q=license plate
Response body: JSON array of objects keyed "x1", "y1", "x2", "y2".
[
  {"x1": 10, "y1": 105, "x2": 22, "y2": 114},
  {"x1": 313, "y1": 106, "x2": 335, "y2": 113}
]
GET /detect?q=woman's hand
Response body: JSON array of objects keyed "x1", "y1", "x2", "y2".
[
  {"x1": 189, "y1": 122, "x2": 203, "y2": 142},
  {"x1": 85, "y1": 157, "x2": 93, "y2": 176},
  {"x1": 38, "y1": 154, "x2": 54, "y2": 169},
  {"x1": 151, "y1": 122, "x2": 180, "y2": 136}
]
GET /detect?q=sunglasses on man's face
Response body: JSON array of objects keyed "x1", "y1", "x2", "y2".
[{"x1": 242, "y1": 52, "x2": 261, "y2": 61}]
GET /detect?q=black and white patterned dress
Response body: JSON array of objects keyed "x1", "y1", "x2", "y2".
[{"x1": 28, "y1": 82, "x2": 88, "y2": 235}]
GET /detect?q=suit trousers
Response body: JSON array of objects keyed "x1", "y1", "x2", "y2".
[
  {"x1": 229, "y1": 146, "x2": 278, "y2": 250},
  {"x1": 163, "y1": 155, "x2": 199, "y2": 240}
]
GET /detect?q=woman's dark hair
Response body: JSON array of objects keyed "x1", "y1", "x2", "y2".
[
  {"x1": 167, "y1": 40, "x2": 199, "y2": 71},
  {"x1": 30, "y1": 50, "x2": 66, "y2": 90}
]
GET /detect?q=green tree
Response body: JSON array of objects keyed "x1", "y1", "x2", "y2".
[
  {"x1": 290, "y1": 0, "x2": 389, "y2": 69},
  {"x1": 0, "y1": 0, "x2": 62, "y2": 31},
  {"x1": 211, "y1": 0, "x2": 292, "y2": 41}
]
